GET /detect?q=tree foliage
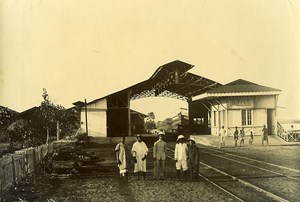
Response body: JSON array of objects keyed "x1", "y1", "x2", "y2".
[
  {"x1": 8, "y1": 89, "x2": 80, "y2": 148},
  {"x1": 0, "y1": 106, "x2": 18, "y2": 141},
  {"x1": 145, "y1": 112, "x2": 156, "y2": 131},
  {"x1": 156, "y1": 118, "x2": 173, "y2": 132}
]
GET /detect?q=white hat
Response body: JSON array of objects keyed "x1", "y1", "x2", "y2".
[
  {"x1": 177, "y1": 135, "x2": 185, "y2": 141},
  {"x1": 188, "y1": 137, "x2": 196, "y2": 143}
]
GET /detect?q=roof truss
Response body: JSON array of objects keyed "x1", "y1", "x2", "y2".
[{"x1": 128, "y1": 60, "x2": 222, "y2": 102}]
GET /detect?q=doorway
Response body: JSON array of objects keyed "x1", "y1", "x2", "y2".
[{"x1": 267, "y1": 109, "x2": 273, "y2": 135}]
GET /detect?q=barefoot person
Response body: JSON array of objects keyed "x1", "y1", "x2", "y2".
[
  {"x1": 239, "y1": 128, "x2": 245, "y2": 147},
  {"x1": 131, "y1": 134, "x2": 149, "y2": 180},
  {"x1": 219, "y1": 126, "x2": 227, "y2": 147},
  {"x1": 115, "y1": 136, "x2": 129, "y2": 181},
  {"x1": 234, "y1": 126, "x2": 239, "y2": 146},
  {"x1": 249, "y1": 131, "x2": 254, "y2": 144},
  {"x1": 262, "y1": 125, "x2": 269, "y2": 146}
]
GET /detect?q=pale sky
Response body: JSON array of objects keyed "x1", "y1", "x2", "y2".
[{"x1": 1, "y1": 0, "x2": 300, "y2": 121}]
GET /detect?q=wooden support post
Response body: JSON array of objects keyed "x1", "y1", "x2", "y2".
[
  {"x1": 128, "y1": 92, "x2": 131, "y2": 137},
  {"x1": 85, "y1": 99, "x2": 88, "y2": 136},
  {"x1": 188, "y1": 99, "x2": 193, "y2": 135}
]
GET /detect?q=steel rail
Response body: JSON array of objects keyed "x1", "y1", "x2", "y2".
[
  {"x1": 199, "y1": 146, "x2": 300, "y2": 174},
  {"x1": 200, "y1": 149, "x2": 300, "y2": 181},
  {"x1": 165, "y1": 152, "x2": 245, "y2": 202},
  {"x1": 167, "y1": 148, "x2": 290, "y2": 202}
]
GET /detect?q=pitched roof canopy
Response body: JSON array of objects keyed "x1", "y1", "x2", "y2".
[
  {"x1": 128, "y1": 60, "x2": 222, "y2": 101},
  {"x1": 87, "y1": 60, "x2": 222, "y2": 104}
]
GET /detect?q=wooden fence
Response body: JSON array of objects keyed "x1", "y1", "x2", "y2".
[
  {"x1": 0, "y1": 144, "x2": 51, "y2": 199},
  {"x1": 277, "y1": 122, "x2": 300, "y2": 142}
]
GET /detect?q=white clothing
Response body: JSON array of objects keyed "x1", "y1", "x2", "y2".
[
  {"x1": 115, "y1": 143, "x2": 127, "y2": 174},
  {"x1": 131, "y1": 141, "x2": 148, "y2": 172},
  {"x1": 174, "y1": 143, "x2": 188, "y2": 161},
  {"x1": 219, "y1": 128, "x2": 227, "y2": 137},
  {"x1": 174, "y1": 143, "x2": 188, "y2": 171},
  {"x1": 176, "y1": 160, "x2": 188, "y2": 171}
]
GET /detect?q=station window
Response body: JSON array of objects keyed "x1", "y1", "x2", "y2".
[
  {"x1": 242, "y1": 110, "x2": 252, "y2": 126},
  {"x1": 194, "y1": 118, "x2": 204, "y2": 124}
]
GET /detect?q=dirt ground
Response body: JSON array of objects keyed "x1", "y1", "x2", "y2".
[{"x1": 3, "y1": 138, "x2": 300, "y2": 202}]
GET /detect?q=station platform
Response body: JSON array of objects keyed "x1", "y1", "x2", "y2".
[{"x1": 190, "y1": 134, "x2": 300, "y2": 147}]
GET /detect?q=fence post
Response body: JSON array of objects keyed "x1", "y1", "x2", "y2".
[
  {"x1": 33, "y1": 148, "x2": 37, "y2": 171},
  {"x1": 11, "y1": 155, "x2": 16, "y2": 188},
  {"x1": 0, "y1": 159, "x2": 3, "y2": 201},
  {"x1": 24, "y1": 150, "x2": 28, "y2": 178}
]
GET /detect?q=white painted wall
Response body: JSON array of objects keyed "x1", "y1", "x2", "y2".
[
  {"x1": 80, "y1": 98, "x2": 107, "y2": 137},
  {"x1": 227, "y1": 110, "x2": 241, "y2": 127},
  {"x1": 253, "y1": 109, "x2": 267, "y2": 126},
  {"x1": 210, "y1": 95, "x2": 277, "y2": 136},
  {"x1": 254, "y1": 96, "x2": 276, "y2": 108}
]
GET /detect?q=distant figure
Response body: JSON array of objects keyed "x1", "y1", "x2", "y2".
[
  {"x1": 262, "y1": 125, "x2": 269, "y2": 146},
  {"x1": 219, "y1": 126, "x2": 227, "y2": 147},
  {"x1": 115, "y1": 136, "x2": 129, "y2": 181},
  {"x1": 174, "y1": 135, "x2": 188, "y2": 180},
  {"x1": 131, "y1": 134, "x2": 149, "y2": 180},
  {"x1": 234, "y1": 126, "x2": 239, "y2": 146},
  {"x1": 239, "y1": 128, "x2": 245, "y2": 146},
  {"x1": 153, "y1": 132, "x2": 167, "y2": 180},
  {"x1": 187, "y1": 137, "x2": 199, "y2": 180},
  {"x1": 249, "y1": 131, "x2": 254, "y2": 144}
]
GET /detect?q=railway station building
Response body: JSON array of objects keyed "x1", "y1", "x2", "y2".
[
  {"x1": 77, "y1": 60, "x2": 281, "y2": 137},
  {"x1": 192, "y1": 79, "x2": 281, "y2": 136}
]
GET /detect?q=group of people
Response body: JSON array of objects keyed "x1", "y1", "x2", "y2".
[
  {"x1": 219, "y1": 124, "x2": 269, "y2": 147},
  {"x1": 175, "y1": 135, "x2": 199, "y2": 181},
  {"x1": 114, "y1": 133, "x2": 199, "y2": 181},
  {"x1": 233, "y1": 126, "x2": 249, "y2": 146}
]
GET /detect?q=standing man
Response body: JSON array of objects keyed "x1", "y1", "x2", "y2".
[
  {"x1": 131, "y1": 134, "x2": 149, "y2": 180},
  {"x1": 115, "y1": 136, "x2": 129, "y2": 181},
  {"x1": 174, "y1": 135, "x2": 188, "y2": 180},
  {"x1": 153, "y1": 132, "x2": 167, "y2": 180},
  {"x1": 249, "y1": 131, "x2": 254, "y2": 144},
  {"x1": 187, "y1": 137, "x2": 199, "y2": 180},
  {"x1": 239, "y1": 128, "x2": 245, "y2": 146},
  {"x1": 219, "y1": 126, "x2": 227, "y2": 147},
  {"x1": 234, "y1": 126, "x2": 239, "y2": 146},
  {"x1": 262, "y1": 125, "x2": 269, "y2": 146}
]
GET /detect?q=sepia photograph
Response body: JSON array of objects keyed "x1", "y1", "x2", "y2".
[{"x1": 0, "y1": 0, "x2": 299, "y2": 201}]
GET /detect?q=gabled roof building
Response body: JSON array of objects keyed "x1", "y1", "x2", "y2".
[{"x1": 193, "y1": 79, "x2": 281, "y2": 136}]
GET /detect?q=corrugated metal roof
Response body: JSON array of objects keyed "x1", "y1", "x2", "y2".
[{"x1": 87, "y1": 60, "x2": 222, "y2": 104}]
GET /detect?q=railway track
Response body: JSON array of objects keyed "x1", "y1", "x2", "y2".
[
  {"x1": 199, "y1": 146, "x2": 300, "y2": 180},
  {"x1": 166, "y1": 146, "x2": 296, "y2": 202}
]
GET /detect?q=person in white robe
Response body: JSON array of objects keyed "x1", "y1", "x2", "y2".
[
  {"x1": 131, "y1": 134, "x2": 148, "y2": 180},
  {"x1": 115, "y1": 136, "x2": 129, "y2": 181}
]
